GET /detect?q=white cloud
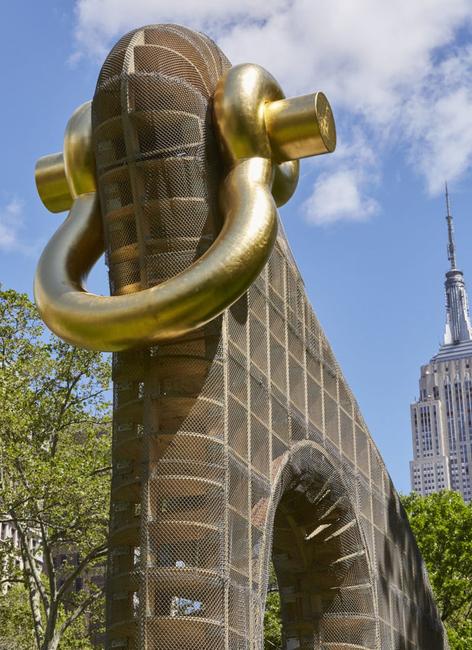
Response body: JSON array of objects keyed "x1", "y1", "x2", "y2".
[
  {"x1": 404, "y1": 46, "x2": 472, "y2": 194},
  {"x1": 72, "y1": 0, "x2": 472, "y2": 223},
  {"x1": 303, "y1": 169, "x2": 379, "y2": 226},
  {"x1": 0, "y1": 198, "x2": 25, "y2": 252},
  {"x1": 301, "y1": 127, "x2": 380, "y2": 225},
  {"x1": 73, "y1": 0, "x2": 286, "y2": 58}
]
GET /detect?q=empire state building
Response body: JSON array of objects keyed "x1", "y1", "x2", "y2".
[{"x1": 410, "y1": 188, "x2": 472, "y2": 502}]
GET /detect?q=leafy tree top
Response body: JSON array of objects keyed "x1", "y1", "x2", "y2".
[{"x1": 0, "y1": 288, "x2": 111, "y2": 650}]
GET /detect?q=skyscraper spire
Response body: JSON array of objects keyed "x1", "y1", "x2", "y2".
[
  {"x1": 441, "y1": 185, "x2": 472, "y2": 345},
  {"x1": 412, "y1": 187, "x2": 472, "y2": 505},
  {"x1": 445, "y1": 182, "x2": 457, "y2": 270}
]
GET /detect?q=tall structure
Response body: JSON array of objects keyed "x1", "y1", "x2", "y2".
[
  {"x1": 410, "y1": 186, "x2": 472, "y2": 502},
  {"x1": 35, "y1": 24, "x2": 448, "y2": 650},
  {"x1": 0, "y1": 521, "x2": 42, "y2": 593}
]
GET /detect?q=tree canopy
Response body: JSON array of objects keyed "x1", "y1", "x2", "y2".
[
  {"x1": 401, "y1": 490, "x2": 472, "y2": 649},
  {"x1": 0, "y1": 289, "x2": 111, "y2": 650}
]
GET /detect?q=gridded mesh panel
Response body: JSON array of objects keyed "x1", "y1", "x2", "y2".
[
  {"x1": 93, "y1": 24, "x2": 228, "y2": 296},
  {"x1": 94, "y1": 23, "x2": 448, "y2": 650}
]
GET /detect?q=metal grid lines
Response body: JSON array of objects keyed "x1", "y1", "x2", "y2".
[{"x1": 93, "y1": 24, "x2": 448, "y2": 650}]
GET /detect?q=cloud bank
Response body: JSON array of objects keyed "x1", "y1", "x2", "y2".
[
  {"x1": 0, "y1": 198, "x2": 25, "y2": 252},
  {"x1": 73, "y1": 0, "x2": 472, "y2": 224}
]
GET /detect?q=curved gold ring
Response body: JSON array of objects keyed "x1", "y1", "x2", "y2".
[
  {"x1": 35, "y1": 156, "x2": 277, "y2": 351},
  {"x1": 34, "y1": 65, "x2": 335, "y2": 351}
]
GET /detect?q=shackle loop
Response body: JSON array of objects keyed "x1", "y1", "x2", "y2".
[{"x1": 34, "y1": 64, "x2": 336, "y2": 351}]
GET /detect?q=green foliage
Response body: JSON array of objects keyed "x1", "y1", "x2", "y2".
[
  {"x1": 0, "y1": 584, "x2": 36, "y2": 649},
  {"x1": 55, "y1": 609, "x2": 97, "y2": 650},
  {"x1": 0, "y1": 289, "x2": 111, "y2": 649},
  {"x1": 446, "y1": 619, "x2": 472, "y2": 650},
  {"x1": 401, "y1": 490, "x2": 472, "y2": 649},
  {"x1": 264, "y1": 563, "x2": 282, "y2": 649},
  {"x1": 264, "y1": 590, "x2": 282, "y2": 649}
]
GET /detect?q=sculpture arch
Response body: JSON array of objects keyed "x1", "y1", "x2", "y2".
[
  {"x1": 108, "y1": 225, "x2": 447, "y2": 649},
  {"x1": 259, "y1": 441, "x2": 378, "y2": 649},
  {"x1": 34, "y1": 23, "x2": 448, "y2": 650}
]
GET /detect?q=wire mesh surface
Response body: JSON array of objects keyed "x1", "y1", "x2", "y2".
[{"x1": 92, "y1": 24, "x2": 448, "y2": 650}]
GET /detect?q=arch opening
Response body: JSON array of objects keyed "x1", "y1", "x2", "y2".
[{"x1": 261, "y1": 443, "x2": 378, "y2": 650}]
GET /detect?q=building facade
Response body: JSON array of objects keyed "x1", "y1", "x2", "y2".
[
  {"x1": 0, "y1": 520, "x2": 42, "y2": 594},
  {"x1": 410, "y1": 189, "x2": 472, "y2": 502}
]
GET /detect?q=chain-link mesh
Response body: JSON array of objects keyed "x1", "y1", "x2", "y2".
[{"x1": 92, "y1": 24, "x2": 448, "y2": 650}]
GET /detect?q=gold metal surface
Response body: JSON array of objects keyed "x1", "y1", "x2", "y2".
[
  {"x1": 35, "y1": 101, "x2": 95, "y2": 213},
  {"x1": 213, "y1": 63, "x2": 301, "y2": 209},
  {"x1": 35, "y1": 159, "x2": 276, "y2": 350},
  {"x1": 265, "y1": 92, "x2": 336, "y2": 161},
  {"x1": 62, "y1": 101, "x2": 95, "y2": 199},
  {"x1": 34, "y1": 64, "x2": 335, "y2": 352},
  {"x1": 35, "y1": 153, "x2": 71, "y2": 214},
  {"x1": 272, "y1": 160, "x2": 300, "y2": 208}
]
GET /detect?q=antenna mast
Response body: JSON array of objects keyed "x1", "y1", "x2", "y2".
[{"x1": 445, "y1": 182, "x2": 457, "y2": 270}]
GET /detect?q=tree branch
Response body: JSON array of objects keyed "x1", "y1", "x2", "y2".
[
  {"x1": 10, "y1": 510, "x2": 49, "y2": 615},
  {"x1": 56, "y1": 543, "x2": 107, "y2": 602},
  {"x1": 0, "y1": 577, "x2": 24, "y2": 585},
  {"x1": 51, "y1": 371, "x2": 83, "y2": 457},
  {"x1": 59, "y1": 587, "x2": 104, "y2": 637},
  {"x1": 11, "y1": 464, "x2": 54, "y2": 613},
  {"x1": 21, "y1": 545, "x2": 44, "y2": 650},
  {"x1": 37, "y1": 517, "x2": 56, "y2": 605},
  {"x1": 90, "y1": 465, "x2": 112, "y2": 476}
]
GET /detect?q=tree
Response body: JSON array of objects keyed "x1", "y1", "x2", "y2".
[
  {"x1": 0, "y1": 583, "x2": 36, "y2": 649},
  {"x1": 264, "y1": 563, "x2": 282, "y2": 649},
  {"x1": 264, "y1": 590, "x2": 282, "y2": 649},
  {"x1": 401, "y1": 490, "x2": 472, "y2": 649},
  {"x1": 0, "y1": 289, "x2": 111, "y2": 650}
]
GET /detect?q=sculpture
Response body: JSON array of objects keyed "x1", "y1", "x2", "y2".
[{"x1": 34, "y1": 24, "x2": 447, "y2": 650}]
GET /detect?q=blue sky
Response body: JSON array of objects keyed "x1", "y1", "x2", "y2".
[{"x1": 2, "y1": 1, "x2": 472, "y2": 493}]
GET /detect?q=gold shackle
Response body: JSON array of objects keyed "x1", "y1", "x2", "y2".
[
  {"x1": 34, "y1": 64, "x2": 336, "y2": 352},
  {"x1": 35, "y1": 102, "x2": 95, "y2": 213},
  {"x1": 35, "y1": 79, "x2": 335, "y2": 212}
]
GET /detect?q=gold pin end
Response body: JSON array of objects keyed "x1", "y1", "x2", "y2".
[
  {"x1": 35, "y1": 152, "x2": 72, "y2": 214},
  {"x1": 265, "y1": 91, "x2": 336, "y2": 162}
]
